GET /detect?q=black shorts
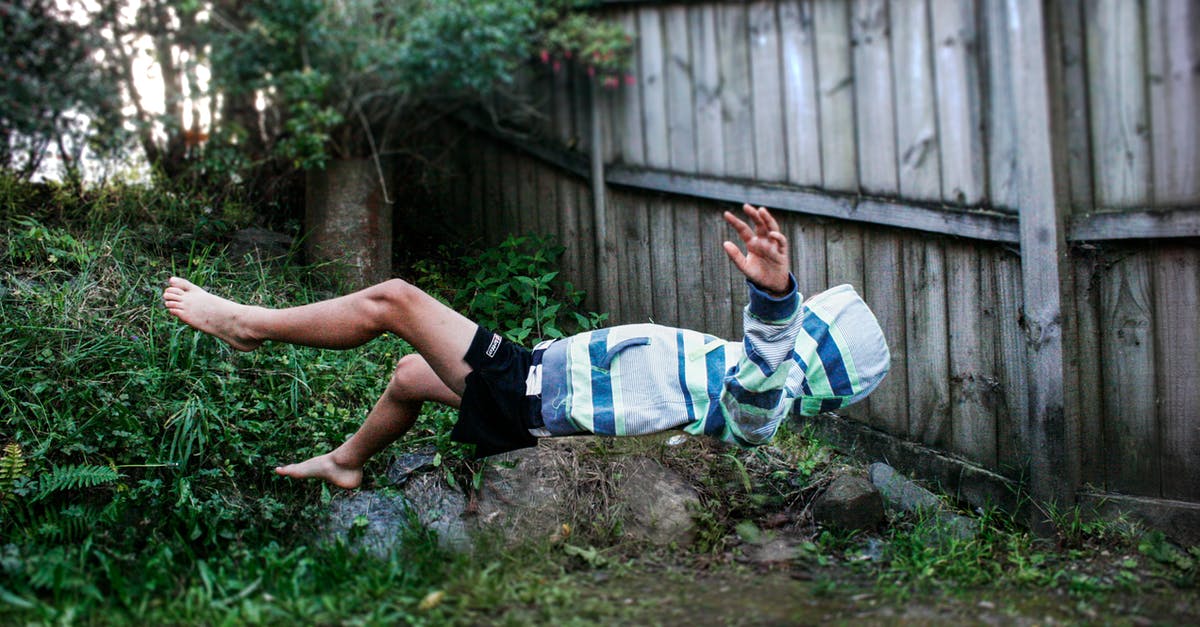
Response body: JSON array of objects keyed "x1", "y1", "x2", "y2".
[{"x1": 451, "y1": 326, "x2": 538, "y2": 458}]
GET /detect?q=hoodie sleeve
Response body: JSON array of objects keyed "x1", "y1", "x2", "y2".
[{"x1": 719, "y1": 275, "x2": 804, "y2": 447}]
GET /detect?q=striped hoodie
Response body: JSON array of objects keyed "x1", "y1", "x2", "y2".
[{"x1": 534, "y1": 278, "x2": 890, "y2": 446}]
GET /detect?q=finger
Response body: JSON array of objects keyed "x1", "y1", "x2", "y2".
[
  {"x1": 766, "y1": 231, "x2": 789, "y2": 260},
  {"x1": 724, "y1": 210, "x2": 755, "y2": 243},
  {"x1": 723, "y1": 240, "x2": 749, "y2": 273},
  {"x1": 743, "y1": 204, "x2": 769, "y2": 237},
  {"x1": 759, "y1": 206, "x2": 781, "y2": 234}
]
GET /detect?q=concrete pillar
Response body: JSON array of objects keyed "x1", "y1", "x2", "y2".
[{"x1": 304, "y1": 158, "x2": 394, "y2": 288}]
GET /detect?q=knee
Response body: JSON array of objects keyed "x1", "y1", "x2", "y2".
[
  {"x1": 385, "y1": 354, "x2": 427, "y2": 402},
  {"x1": 365, "y1": 278, "x2": 423, "y2": 321}
]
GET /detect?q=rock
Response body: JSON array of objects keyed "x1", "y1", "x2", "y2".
[
  {"x1": 813, "y1": 474, "x2": 885, "y2": 531},
  {"x1": 618, "y1": 456, "x2": 701, "y2": 546},
  {"x1": 868, "y1": 462, "x2": 977, "y2": 542},
  {"x1": 402, "y1": 473, "x2": 470, "y2": 551},
  {"x1": 386, "y1": 448, "x2": 438, "y2": 485},
  {"x1": 472, "y1": 447, "x2": 564, "y2": 541},
  {"x1": 318, "y1": 489, "x2": 415, "y2": 558}
]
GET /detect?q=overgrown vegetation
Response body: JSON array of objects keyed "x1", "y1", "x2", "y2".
[{"x1": 1, "y1": 176, "x2": 1195, "y2": 623}]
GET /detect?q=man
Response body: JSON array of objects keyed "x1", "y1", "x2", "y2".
[{"x1": 163, "y1": 204, "x2": 889, "y2": 488}]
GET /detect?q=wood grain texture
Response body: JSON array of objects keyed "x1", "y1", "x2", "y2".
[
  {"x1": 1073, "y1": 251, "x2": 1106, "y2": 488},
  {"x1": 790, "y1": 215, "x2": 827, "y2": 297},
  {"x1": 851, "y1": 0, "x2": 899, "y2": 194},
  {"x1": 749, "y1": 1, "x2": 788, "y2": 182},
  {"x1": 648, "y1": 197, "x2": 679, "y2": 324},
  {"x1": 931, "y1": 0, "x2": 986, "y2": 205},
  {"x1": 691, "y1": 5, "x2": 725, "y2": 177},
  {"x1": 981, "y1": 0, "x2": 1020, "y2": 211},
  {"x1": 1057, "y1": 0, "x2": 1095, "y2": 213},
  {"x1": 1100, "y1": 252, "x2": 1159, "y2": 496},
  {"x1": 1153, "y1": 246, "x2": 1200, "y2": 500},
  {"x1": 701, "y1": 204, "x2": 736, "y2": 339},
  {"x1": 891, "y1": 0, "x2": 942, "y2": 200},
  {"x1": 1147, "y1": 0, "x2": 1200, "y2": 204},
  {"x1": 638, "y1": 7, "x2": 670, "y2": 169},
  {"x1": 1085, "y1": 0, "x2": 1152, "y2": 208},
  {"x1": 993, "y1": 250, "x2": 1029, "y2": 476},
  {"x1": 664, "y1": 5, "x2": 697, "y2": 173},
  {"x1": 618, "y1": 10, "x2": 645, "y2": 165},
  {"x1": 719, "y1": 3, "x2": 756, "y2": 179},
  {"x1": 904, "y1": 238, "x2": 951, "y2": 449},
  {"x1": 779, "y1": 0, "x2": 822, "y2": 186},
  {"x1": 536, "y1": 159, "x2": 559, "y2": 244},
  {"x1": 813, "y1": 0, "x2": 857, "y2": 190},
  {"x1": 673, "y1": 200, "x2": 706, "y2": 331},
  {"x1": 861, "y1": 228, "x2": 908, "y2": 437},
  {"x1": 947, "y1": 242, "x2": 998, "y2": 469}
]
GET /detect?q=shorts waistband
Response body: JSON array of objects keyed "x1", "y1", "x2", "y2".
[{"x1": 524, "y1": 339, "x2": 555, "y2": 437}]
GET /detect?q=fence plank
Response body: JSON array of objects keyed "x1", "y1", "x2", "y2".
[
  {"x1": 618, "y1": 10, "x2": 645, "y2": 165},
  {"x1": 891, "y1": 0, "x2": 942, "y2": 200},
  {"x1": 1147, "y1": 0, "x2": 1200, "y2": 204},
  {"x1": 701, "y1": 204, "x2": 735, "y2": 338},
  {"x1": 664, "y1": 5, "x2": 697, "y2": 173},
  {"x1": 519, "y1": 152, "x2": 539, "y2": 234},
  {"x1": 1074, "y1": 252, "x2": 1106, "y2": 489},
  {"x1": 1057, "y1": 0, "x2": 1094, "y2": 212},
  {"x1": 825, "y1": 222, "x2": 864, "y2": 289},
  {"x1": 981, "y1": 0, "x2": 1019, "y2": 211},
  {"x1": 719, "y1": 3, "x2": 756, "y2": 178},
  {"x1": 904, "y1": 239, "x2": 950, "y2": 449},
  {"x1": 638, "y1": 7, "x2": 670, "y2": 169},
  {"x1": 1100, "y1": 252, "x2": 1159, "y2": 496},
  {"x1": 749, "y1": 1, "x2": 788, "y2": 182},
  {"x1": 573, "y1": 174, "x2": 599, "y2": 312},
  {"x1": 536, "y1": 159, "x2": 559, "y2": 245},
  {"x1": 691, "y1": 5, "x2": 725, "y2": 176},
  {"x1": 931, "y1": 0, "x2": 985, "y2": 205},
  {"x1": 1154, "y1": 247, "x2": 1200, "y2": 500},
  {"x1": 993, "y1": 250, "x2": 1029, "y2": 475},
  {"x1": 813, "y1": 0, "x2": 856, "y2": 190},
  {"x1": 1086, "y1": 0, "x2": 1152, "y2": 208},
  {"x1": 616, "y1": 190, "x2": 654, "y2": 324},
  {"x1": 674, "y1": 201, "x2": 706, "y2": 331},
  {"x1": 649, "y1": 197, "x2": 679, "y2": 324},
  {"x1": 779, "y1": 0, "x2": 822, "y2": 186},
  {"x1": 790, "y1": 216, "x2": 827, "y2": 297},
  {"x1": 852, "y1": 0, "x2": 899, "y2": 194},
  {"x1": 947, "y1": 242, "x2": 997, "y2": 469},
  {"x1": 862, "y1": 229, "x2": 908, "y2": 437}
]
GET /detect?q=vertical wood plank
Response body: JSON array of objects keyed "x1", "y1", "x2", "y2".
[
  {"x1": 981, "y1": 0, "x2": 1020, "y2": 211},
  {"x1": 692, "y1": 5, "x2": 725, "y2": 177},
  {"x1": 617, "y1": 10, "x2": 645, "y2": 165},
  {"x1": 1147, "y1": 0, "x2": 1200, "y2": 204},
  {"x1": 648, "y1": 198, "x2": 679, "y2": 325},
  {"x1": 573, "y1": 175, "x2": 599, "y2": 313},
  {"x1": 1154, "y1": 246, "x2": 1200, "y2": 500},
  {"x1": 931, "y1": 0, "x2": 986, "y2": 205},
  {"x1": 790, "y1": 216, "x2": 827, "y2": 297},
  {"x1": 466, "y1": 131, "x2": 485, "y2": 239},
  {"x1": 749, "y1": 1, "x2": 788, "y2": 182},
  {"x1": 852, "y1": 0, "x2": 899, "y2": 194},
  {"x1": 1073, "y1": 252, "x2": 1106, "y2": 489},
  {"x1": 501, "y1": 146, "x2": 521, "y2": 238},
  {"x1": 891, "y1": 0, "x2": 942, "y2": 200},
  {"x1": 480, "y1": 138, "x2": 500, "y2": 246},
  {"x1": 1057, "y1": 0, "x2": 1095, "y2": 213},
  {"x1": 904, "y1": 238, "x2": 951, "y2": 449},
  {"x1": 947, "y1": 243, "x2": 998, "y2": 469},
  {"x1": 1100, "y1": 252, "x2": 1159, "y2": 496},
  {"x1": 813, "y1": 0, "x2": 857, "y2": 191},
  {"x1": 1085, "y1": 0, "x2": 1152, "y2": 208},
  {"x1": 673, "y1": 201, "x2": 705, "y2": 331},
  {"x1": 780, "y1": 0, "x2": 823, "y2": 186},
  {"x1": 824, "y1": 222, "x2": 864, "y2": 289},
  {"x1": 638, "y1": 7, "x2": 670, "y2": 169},
  {"x1": 993, "y1": 250, "x2": 1030, "y2": 474},
  {"x1": 537, "y1": 160, "x2": 559, "y2": 245},
  {"x1": 701, "y1": 205, "x2": 735, "y2": 339},
  {"x1": 665, "y1": 5, "x2": 697, "y2": 174},
  {"x1": 519, "y1": 152, "x2": 539, "y2": 234},
  {"x1": 719, "y1": 3, "x2": 756, "y2": 179},
  {"x1": 616, "y1": 191, "x2": 654, "y2": 324},
  {"x1": 862, "y1": 229, "x2": 909, "y2": 437}
]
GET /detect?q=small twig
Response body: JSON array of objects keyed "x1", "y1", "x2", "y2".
[{"x1": 353, "y1": 99, "x2": 392, "y2": 204}]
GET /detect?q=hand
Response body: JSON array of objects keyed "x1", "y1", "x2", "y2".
[{"x1": 723, "y1": 204, "x2": 791, "y2": 296}]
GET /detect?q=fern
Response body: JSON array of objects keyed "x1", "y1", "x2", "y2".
[
  {"x1": 33, "y1": 464, "x2": 121, "y2": 502},
  {"x1": 0, "y1": 443, "x2": 26, "y2": 503}
]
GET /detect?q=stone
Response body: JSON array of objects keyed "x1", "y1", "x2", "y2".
[
  {"x1": 402, "y1": 473, "x2": 470, "y2": 551},
  {"x1": 812, "y1": 474, "x2": 885, "y2": 531},
  {"x1": 318, "y1": 489, "x2": 414, "y2": 558},
  {"x1": 617, "y1": 456, "x2": 701, "y2": 546},
  {"x1": 227, "y1": 227, "x2": 294, "y2": 263},
  {"x1": 868, "y1": 462, "x2": 977, "y2": 542}
]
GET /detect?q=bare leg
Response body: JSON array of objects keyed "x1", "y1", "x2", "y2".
[
  {"x1": 163, "y1": 276, "x2": 478, "y2": 394},
  {"x1": 275, "y1": 355, "x2": 462, "y2": 488}
]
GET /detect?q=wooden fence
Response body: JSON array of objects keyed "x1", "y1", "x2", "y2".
[{"x1": 427, "y1": 0, "x2": 1200, "y2": 538}]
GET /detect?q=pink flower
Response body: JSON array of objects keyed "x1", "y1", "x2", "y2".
[
  {"x1": 553, "y1": 61, "x2": 562, "y2": 73},
  {"x1": 603, "y1": 76, "x2": 619, "y2": 89},
  {"x1": 540, "y1": 49, "x2": 550, "y2": 64},
  {"x1": 624, "y1": 74, "x2": 636, "y2": 86},
  {"x1": 587, "y1": 66, "x2": 595, "y2": 77}
]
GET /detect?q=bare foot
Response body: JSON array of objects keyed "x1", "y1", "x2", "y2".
[
  {"x1": 275, "y1": 453, "x2": 364, "y2": 489},
  {"x1": 162, "y1": 277, "x2": 264, "y2": 351}
]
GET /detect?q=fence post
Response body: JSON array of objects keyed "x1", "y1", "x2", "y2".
[{"x1": 1009, "y1": 0, "x2": 1079, "y2": 530}]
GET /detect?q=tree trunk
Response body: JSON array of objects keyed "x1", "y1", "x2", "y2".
[{"x1": 304, "y1": 158, "x2": 394, "y2": 288}]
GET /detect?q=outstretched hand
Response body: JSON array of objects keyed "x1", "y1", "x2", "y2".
[{"x1": 723, "y1": 204, "x2": 791, "y2": 296}]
